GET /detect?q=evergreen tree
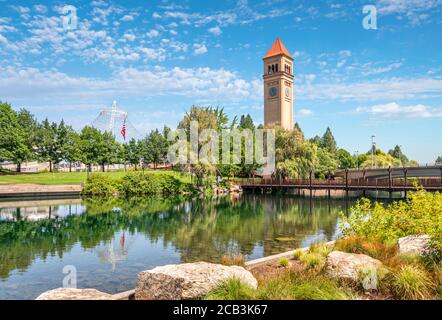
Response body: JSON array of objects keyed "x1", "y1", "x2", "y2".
[
  {"x1": 388, "y1": 145, "x2": 409, "y2": 165},
  {"x1": 238, "y1": 114, "x2": 255, "y2": 130},
  {"x1": 320, "y1": 127, "x2": 337, "y2": 154}
]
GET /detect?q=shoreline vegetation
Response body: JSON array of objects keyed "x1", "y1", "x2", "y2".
[
  {"x1": 81, "y1": 171, "x2": 198, "y2": 196},
  {"x1": 207, "y1": 189, "x2": 442, "y2": 300}
]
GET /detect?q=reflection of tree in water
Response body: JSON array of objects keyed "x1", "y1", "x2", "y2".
[{"x1": 0, "y1": 195, "x2": 349, "y2": 279}]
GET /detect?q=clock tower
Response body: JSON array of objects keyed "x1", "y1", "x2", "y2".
[{"x1": 263, "y1": 38, "x2": 294, "y2": 130}]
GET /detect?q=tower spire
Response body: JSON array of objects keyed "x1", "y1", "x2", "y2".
[{"x1": 263, "y1": 38, "x2": 293, "y2": 59}]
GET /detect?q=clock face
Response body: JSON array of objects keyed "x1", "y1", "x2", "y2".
[
  {"x1": 285, "y1": 87, "x2": 290, "y2": 98},
  {"x1": 269, "y1": 87, "x2": 277, "y2": 97}
]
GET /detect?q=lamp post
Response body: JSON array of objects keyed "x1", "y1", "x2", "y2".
[
  {"x1": 354, "y1": 150, "x2": 359, "y2": 169},
  {"x1": 371, "y1": 135, "x2": 376, "y2": 169}
]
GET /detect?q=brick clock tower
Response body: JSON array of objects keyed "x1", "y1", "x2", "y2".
[{"x1": 263, "y1": 38, "x2": 294, "y2": 130}]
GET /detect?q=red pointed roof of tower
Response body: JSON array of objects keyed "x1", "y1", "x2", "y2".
[{"x1": 263, "y1": 38, "x2": 293, "y2": 59}]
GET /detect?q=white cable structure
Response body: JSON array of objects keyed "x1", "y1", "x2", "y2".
[{"x1": 91, "y1": 100, "x2": 143, "y2": 142}]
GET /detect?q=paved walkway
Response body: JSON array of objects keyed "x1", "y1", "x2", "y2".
[{"x1": 0, "y1": 184, "x2": 82, "y2": 197}]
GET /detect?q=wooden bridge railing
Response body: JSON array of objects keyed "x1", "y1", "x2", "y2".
[{"x1": 232, "y1": 177, "x2": 442, "y2": 189}]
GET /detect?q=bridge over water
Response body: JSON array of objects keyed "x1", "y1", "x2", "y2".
[{"x1": 237, "y1": 165, "x2": 442, "y2": 195}]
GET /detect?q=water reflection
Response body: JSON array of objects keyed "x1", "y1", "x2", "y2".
[{"x1": 0, "y1": 194, "x2": 352, "y2": 299}]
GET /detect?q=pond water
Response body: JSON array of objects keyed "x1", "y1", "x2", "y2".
[{"x1": 0, "y1": 194, "x2": 353, "y2": 300}]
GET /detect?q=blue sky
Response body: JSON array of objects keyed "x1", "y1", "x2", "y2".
[{"x1": 0, "y1": 0, "x2": 441, "y2": 163}]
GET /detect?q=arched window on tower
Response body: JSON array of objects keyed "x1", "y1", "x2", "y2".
[
  {"x1": 272, "y1": 65, "x2": 275, "y2": 73},
  {"x1": 268, "y1": 65, "x2": 271, "y2": 74},
  {"x1": 275, "y1": 64, "x2": 278, "y2": 72}
]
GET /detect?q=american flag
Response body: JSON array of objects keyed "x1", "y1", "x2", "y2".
[{"x1": 121, "y1": 120, "x2": 126, "y2": 141}]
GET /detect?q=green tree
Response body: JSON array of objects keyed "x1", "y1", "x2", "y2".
[
  {"x1": 0, "y1": 102, "x2": 30, "y2": 172},
  {"x1": 275, "y1": 128, "x2": 317, "y2": 179},
  {"x1": 16, "y1": 109, "x2": 38, "y2": 160},
  {"x1": 316, "y1": 148, "x2": 338, "y2": 177},
  {"x1": 35, "y1": 119, "x2": 60, "y2": 172},
  {"x1": 97, "y1": 131, "x2": 119, "y2": 172},
  {"x1": 388, "y1": 145, "x2": 409, "y2": 165},
  {"x1": 79, "y1": 126, "x2": 105, "y2": 172},
  {"x1": 141, "y1": 129, "x2": 168, "y2": 169},
  {"x1": 238, "y1": 114, "x2": 255, "y2": 130},
  {"x1": 60, "y1": 126, "x2": 81, "y2": 172},
  {"x1": 337, "y1": 149, "x2": 356, "y2": 169},
  {"x1": 436, "y1": 156, "x2": 442, "y2": 164},
  {"x1": 320, "y1": 127, "x2": 337, "y2": 154},
  {"x1": 123, "y1": 138, "x2": 141, "y2": 170}
]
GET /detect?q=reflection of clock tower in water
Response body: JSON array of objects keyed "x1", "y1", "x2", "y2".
[{"x1": 263, "y1": 38, "x2": 294, "y2": 130}]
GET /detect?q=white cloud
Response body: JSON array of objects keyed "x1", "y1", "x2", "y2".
[
  {"x1": 0, "y1": 65, "x2": 258, "y2": 104},
  {"x1": 33, "y1": 5, "x2": 48, "y2": 14},
  {"x1": 121, "y1": 14, "x2": 135, "y2": 22},
  {"x1": 296, "y1": 77, "x2": 442, "y2": 101},
  {"x1": 208, "y1": 26, "x2": 222, "y2": 36},
  {"x1": 356, "y1": 102, "x2": 442, "y2": 118},
  {"x1": 123, "y1": 33, "x2": 136, "y2": 41},
  {"x1": 193, "y1": 43, "x2": 208, "y2": 55},
  {"x1": 298, "y1": 109, "x2": 314, "y2": 116},
  {"x1": 361, "y1": 62, "x2": 402, "y2": 76},
  {"x1": 146, "y1": 29, "x2": 160, "y2": 38},
  {"x1": 376, "y1": 0, "x2": 441, "y2": 24}
]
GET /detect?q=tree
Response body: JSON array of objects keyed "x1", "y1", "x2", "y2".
[
  {"x1": 123, "y1": 138, "x2": 141, "y2": 170},
  {"x1": 97, "y1": 131, "x2": 119, "y2": 172},
  {"x1": 316, "y1": 148, "x2": 338, "y2": 177},
  {"x1": 388, "y1": 145, "x2": 409, "y2": 165},
  {"x1": 275, "y1": 128, "x2": 317, "y2": 179},
  {"x1": 337, "y1": 149, "x2": 356, "y2": 169},
  {"x1": 60, "y1": 126, "x2": 81, "y2": 172},
  {"x1": 35, "y1": 119, "x2": 60, "y2": 172},
  {"x1": 238, "y1": 114, "x2": 255, "y2": 130},
  {"x1": 141, "y1": 129, "x2": 168, "y2": 169},
  {"x1": 320, "y1": 127, "x2": 337, "y2": 154},
  {"x1": 293, "y1": 122, "x2": 304, "y2": 140},
  {"x1": 436, "y1": 156, "x2": 442, "y2": 164},
  {"x1": 0, "y1": 102, "x2": 30, "y2": 171},
  {"x1": 78, "y1": 127, "x2": 120, "y2": 172},
  {"x1": 361, "y1": 153, "x2": 401, "y2": 168},
  {"x1": 16, "y1": 108, "x2": 38, "y2": 159}
]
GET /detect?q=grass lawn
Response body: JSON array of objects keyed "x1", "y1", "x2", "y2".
[{"x1": 0, "y1": 170, "x2": 191, "y2": 185}]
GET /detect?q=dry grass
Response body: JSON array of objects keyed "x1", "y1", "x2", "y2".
[
  {"x1": 221, "y1": 253, "x2": 246, "y2": 267},
  {"x1": 334, "y1": 236, "x2": 398, "y2": 262}
]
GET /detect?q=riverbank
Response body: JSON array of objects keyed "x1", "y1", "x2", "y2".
[{"x1": 0, "y1": 184, "x2": 82, "y2": 198}]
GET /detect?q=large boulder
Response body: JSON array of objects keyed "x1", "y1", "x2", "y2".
[
  {"x1": 135, "y1": 262, "x2": 258, "y2": 300},
  {"x1": 325, "y1": 251, "x2": 383, "y2": 284},
  {"x1": 36, "y1": 288, "x2": 114, "y2": 300},
  {"x1": 398, "y1": 235, "x2": 431, "y2": 256}
]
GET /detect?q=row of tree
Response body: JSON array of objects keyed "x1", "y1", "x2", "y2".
[
  {"x1": 0, "y1": 101, "x2": 419, "y2": 178},
  {"x1": 0, "y1": 102, "x2": 171, "y2": 172}
]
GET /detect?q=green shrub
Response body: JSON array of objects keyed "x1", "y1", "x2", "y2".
[
  {"x1": 339, "y1": 190, "x2": 442, "y2": 253},
  {"x1": 293, "y1": 249, "x2": 303, "y2": 260},
  {"x1": 82, "y1": 174, "x2": 118, "y2": 196},
  {"x1": 388, "y1": 265, "x2": 434, "y2": 300},
  {"x1": 309, "y1": 243, "x2": 332, "y2": 256},
  {"x1": 83, "y1": 171, "x2": 196, "y2": 196},
  {"x1": 205, "y1": 278, "x2": 256, "y2": 300},
  {"x1": 257, "y1": 271, "x2": 351, "y2": 300},
  {"x1": 299, "y1": 252, "x2": 325, "y2": 270},
  {"x1": 279, "y1": 257, "x2": 289, "y2": 267}
]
